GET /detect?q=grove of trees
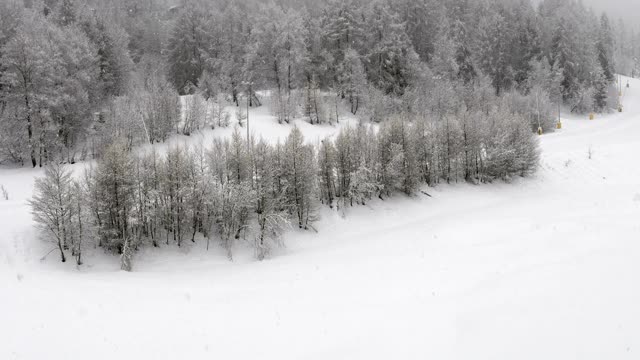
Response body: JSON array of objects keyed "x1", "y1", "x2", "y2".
[{"x1": 31, "y1": 107, "x2": 538, "y2": 269}]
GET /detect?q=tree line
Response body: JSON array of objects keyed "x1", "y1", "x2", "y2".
[{"x1": 0, "y1": 0, "x2": 631, "y2": 167}]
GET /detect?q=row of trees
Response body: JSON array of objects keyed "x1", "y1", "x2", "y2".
[{"x1": 31, "y1": 88, "x2": 539, "y2": 269}]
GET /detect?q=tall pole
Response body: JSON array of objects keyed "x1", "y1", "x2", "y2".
[
  {"x1": 246, "y1": 88, "x2": 250, "y2": 150},
  {"x1": 536, "y1": 89, "x2": 541, "y2": 134},
  {"x1": 246, "y1": 83, "x2": 253, "y2": 189},
  {"x1": 619, "y1": 74, "x2": 622, "y2": 110},
  {"x1": 558, "y1": 85, "x2": 562, "y2": 126}
]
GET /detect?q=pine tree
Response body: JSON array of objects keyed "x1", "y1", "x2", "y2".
[
  {"x1": 475, "y1": 3, "x2": 513, "y2": 95},
  {"x1": 325, "y1": 0, "x2": 364, "y2": 59},
  {"x1": 550, "y1": 19, "x2": 579, "y2": 103},
  {"x1": 214, "y1": 3, "x2": 248, "y2": 105},
  {"x1": 400, "y1": 0, "x2": 443, "y2": 62},
  {"x1": 81, "y1": 17, "x2": 132, "y2": 98},
  {"x1": 596, "y1": 13, "x2": 615, "y2": 82},
  {"x1": 510, "y1": 1, "x2": 541, "y2": 90},
  {"x1": 365, "y1": 2, "x2": 419, "y2": 96},
  {"x1": 167, "y1": 6, "x2": 208, "y2": 94}
]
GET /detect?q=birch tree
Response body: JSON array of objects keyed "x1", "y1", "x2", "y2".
[{"x1": 29, "y1": 162, "x2": 74, "y2": 262}]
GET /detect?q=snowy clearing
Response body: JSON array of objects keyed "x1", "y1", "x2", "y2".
[{"x1": 1, "y1": 78, "x2": 640, "y2": 360}]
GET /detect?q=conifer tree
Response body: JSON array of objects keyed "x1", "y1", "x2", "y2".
[{"x1": 167, "y1": 6, "x2": 207, "y2": 94}]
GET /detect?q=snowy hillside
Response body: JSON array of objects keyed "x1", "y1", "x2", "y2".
[{"x1": 2, "y1": 77, "x2": 640, "y2": 359}]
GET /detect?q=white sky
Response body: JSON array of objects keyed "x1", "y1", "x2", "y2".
[{"x1": 580, "y1": 0, "x2": 640, "y2": 30}]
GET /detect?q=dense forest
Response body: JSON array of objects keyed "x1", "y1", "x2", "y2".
[{"x1": 1, "y1": 0, "x2": 635, "y2": 268}]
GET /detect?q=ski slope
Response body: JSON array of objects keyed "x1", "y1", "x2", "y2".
[{"x1": 1, "y1": 78, "x2": 640, "y2": 360}]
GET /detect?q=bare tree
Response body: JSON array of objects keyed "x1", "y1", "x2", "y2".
[{"x1": 29, "y1": 162, "x2": 74, "y2": 262}]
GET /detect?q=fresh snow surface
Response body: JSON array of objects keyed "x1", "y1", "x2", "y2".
[
  {"x1": 2, "y1": 78, "x2": 640, "y2": 360},
  {"x1": 156, "y1": 94, "x2": 362, "y2": 154}
]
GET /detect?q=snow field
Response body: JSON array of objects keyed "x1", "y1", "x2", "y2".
[{"x1": 1, "y1": 78, "x2": 640, "y2": 360}]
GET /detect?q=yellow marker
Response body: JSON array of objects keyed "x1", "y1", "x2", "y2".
[
  {"x1": 556, "y1": 121, "x2": 562, "y2": 129},
  {"x1": 589, "y1": 113, "x2": 595, "y2": 120},
  {"x1": 537, "y1": 126, "x2": 543, "y2": 135}
]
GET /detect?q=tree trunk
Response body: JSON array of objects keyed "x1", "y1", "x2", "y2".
[
  {"x1": 57, "y1": 238, "x2": 66, "y2": 263},
  {"x1": 76, "y1": 199, "x2": 83, "y2": 265},
  {"x1": 24, "y1": 94, "x2": 37, "y2": 167},
  {"x1": 120, "y1": 237, "x2": 132, "y2": 271}
]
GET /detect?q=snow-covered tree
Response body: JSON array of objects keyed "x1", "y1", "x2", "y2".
[
  {"x1": 378, "y1": 118, "x2": 419, "y2": 195},
  {"x1": 339, "y1": 49, "x2": 368, "y2": 114},
  {"x1": 80, "y1": 15, "x2": 132, "y2": 98},
  {"x1": 484, "y1": 107, "x2": 539, "y2": 180},
  {"x1": 92, "y1": 140, "x2": 135, "y2": 254},
  {"x1": 283, "y1": 127, "x2": 318, "y2": 229},
  {"x1": 208, "y1": 93, "x2": 231, "y2": 129},
  {"x1": 317, "y1": 138, "x2": 337, "y2": 208},
  {"x1": 161, "y1": 145, "x2": 191, "y2": 247},
  {"x1": 167, "y1": 6, "x2": 208, "y2": 94},
  {"x1": 182, "y1": 94, "x2": 206, "y2": 135},
  {"x1": 140, "y1": 64, "x2": 181, "y2": 143},
  {"x1": 1, "y1": 9, "x2": 91, "y2": 167},
  {"x1": 253, "y1": 139, "x2": 290, "y2": 260},
  {"x1": 29, "y1": 162, "x2": 74, "y2": 262}
]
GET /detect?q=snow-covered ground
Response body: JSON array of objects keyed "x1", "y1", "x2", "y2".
[
  {"x1": 158, "y1": 95, "x2": 362, "y2": 153},
  {"x1": 1, "y1": 78, "x2": 640, "y2": 360}
]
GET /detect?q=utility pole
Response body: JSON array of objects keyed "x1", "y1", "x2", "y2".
[
  {"x1": 242, "y1": 80, "x2": 253, "y2": 152},
  {"x1": 557, "y1": 84, "x2": 562, "y2": 129},
  {"x1": 535, "y1": 89, "x2": 542, "y2": 135},
  {"x1": 244, "y1": 81, "x2": 254, "y2": 189},
  {"x1": 558, "y1": 101, "x2": 561, "y2": 122},
  {"x1": 247, "y1": 87, "x2": 250, "y2": 150},
  {"x1": 618, "y1": 74, "x2": 623, "y2": 112},
  {"x1": 619, "y1": 74, "x2": 622, "y2": 96}
]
